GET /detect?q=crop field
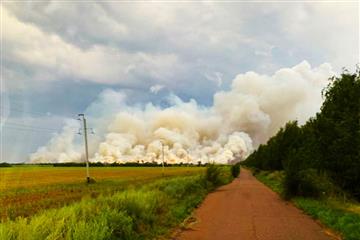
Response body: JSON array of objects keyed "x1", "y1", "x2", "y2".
[
  {"x1": 0, "y1": 165, "x2": 233, "y2": 239},
  {"x1": 0, "y1": 166, "x2": 205, "y2": 220}
]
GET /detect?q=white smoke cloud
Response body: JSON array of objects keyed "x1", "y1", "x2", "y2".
[
  {"x1": 214, "y1": 60, "x2": 334, "y2": 144},
  {"x1": 29, "y1": 61, "x2": 335, "y2": 164},
  {"x1": 29, "y1": 119, "x2": 81, "y2": 163}
]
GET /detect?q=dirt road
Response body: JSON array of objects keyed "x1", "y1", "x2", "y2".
[{"x1": 177, "y1": 169, "x2": 338, "y2": 240}]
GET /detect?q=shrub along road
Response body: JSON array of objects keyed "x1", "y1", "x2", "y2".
[{"x1": 177, "y1": 169, "x2": 338, "y2": 240}]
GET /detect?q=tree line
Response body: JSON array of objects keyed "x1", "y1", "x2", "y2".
[{"x1": 244, "y1": 71, "x2": 360, "y2": 200}]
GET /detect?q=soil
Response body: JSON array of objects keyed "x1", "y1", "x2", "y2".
[{"x1": 176, "y1": 169, "x2": 339, "y2": 240}]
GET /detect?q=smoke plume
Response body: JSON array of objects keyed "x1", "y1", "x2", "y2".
[
  {"x1": 30, "y1": 61, "x2": 335, "y2": 164},
  {"x1": 30, "y1": 119, "x2": 81, "y2": 163}
]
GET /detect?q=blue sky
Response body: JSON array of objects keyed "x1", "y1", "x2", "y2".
[{"x1": 1, "y1": 1, "x2": 359, "y2": 163}]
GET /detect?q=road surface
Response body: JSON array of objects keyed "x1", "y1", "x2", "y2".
[{"x1": 177, "y1": 169, "x2": 338, "y2": 240}]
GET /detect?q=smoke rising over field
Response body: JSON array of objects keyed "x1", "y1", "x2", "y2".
[{"x1": 30, "y1": 61, "x2": 334, "y2": 164}]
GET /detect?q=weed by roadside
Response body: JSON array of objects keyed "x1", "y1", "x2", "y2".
[{"x1": 205, "y1": 164, "x2": 233, "y2": 190}]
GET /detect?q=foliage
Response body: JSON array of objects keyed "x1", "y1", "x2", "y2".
[
  {"x1": 0, "y1": 162, "x2": 12, "y2": 167},
  {"x1": 231, "y1": 162, "x2": 241, "y2": 178},
  {"x1": 244, "y1": 121, "x2": 302, "y2": 171},
  {"x1": 294, "y1": 198, "x2": 360, "y2": 240},
  {"x1": 244, "y1": 71, "x2": 360, "y2": 200},
  {"x1": 317, "y1": 72, "x2": 360, "y2": 198},
  {"x1": 283, "y1": 169, "x2": 339, "y2": 199},
  {"x1": 254, "y1": 170, "x2": 284, "y2": 194},
  {"x1": 205, "y1": 164, "x2": 233, "y2": 189}
]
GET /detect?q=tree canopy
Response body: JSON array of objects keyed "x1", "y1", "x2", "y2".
[{"x1": 244, "y1": 71, "x2": 360, "y2": 199}]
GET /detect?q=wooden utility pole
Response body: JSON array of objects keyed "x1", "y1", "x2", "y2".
[
  {"x1": 161, "y1": 140, "x2": 165, "y2": 176},
  {"x1": 78, "y1": 113, "x2": 90, "y2": 183}
]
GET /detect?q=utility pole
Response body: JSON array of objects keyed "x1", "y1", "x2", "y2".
[
  {"x1": 78, "y1": 114, "x2": 91, "y2": 183},
  {"x1": 161, "y1": 140, "x2": 165, "y2": 176}
]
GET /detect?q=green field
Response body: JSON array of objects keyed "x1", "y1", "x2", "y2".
[{"x1": 0, "y1": 166, "x2": 205, "y2": 220}]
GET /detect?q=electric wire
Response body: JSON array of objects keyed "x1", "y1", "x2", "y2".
[
  {"x1": 0, "y1": 106, "x2": 51, "y2": 117},
  {"x1": 1, "y1": 126, "x2": 59, "y2": 133},
  {"x1": 3, "y1": 123, "x2": 67, "y2": 132}
]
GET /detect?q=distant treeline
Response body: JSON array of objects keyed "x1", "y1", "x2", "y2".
[
  {"x1": 243, "y1": 71, "x2": 360, "y2": 200},
  {"x1": 2, "y1": 160, "x2": 237, "y2": 168},
  {"x1": 0, "y1": 162, "x2": 12, "y2": 167},
  {"x1": 0, "y1": 162, "x2": 209, "y2": 167},
  {"x1": 52, "y1": 162, "x2": 206, "y2": 167}
]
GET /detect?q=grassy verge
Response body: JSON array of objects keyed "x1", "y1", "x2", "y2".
[
  {"x1": 0, "y1": 165, "x2": 233, "y2": 240},
  {"x1": 254, "y1": 170, "x2": 284, "y2": 194},
  {"x1": 251, "y1": 169, "x2": 360, "y2": 240}
]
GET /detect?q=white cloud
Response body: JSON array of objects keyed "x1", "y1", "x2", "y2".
[
  {"x1": 277, "y1": 3, "x2": 358, "y2": 70},
  {"x1": 255, "y1": 45, "x2": 275, "y2": 57},
  {"x1": 3, "y1": 2, "x2": 357, "y2": 93},
  {"x1": 3, "y1": 6, "x2": 182, "y2": 88}
]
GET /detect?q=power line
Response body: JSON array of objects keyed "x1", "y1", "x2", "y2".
[
  {"x1": 1, "y1": 123, "x2": 86, "y2": 135},
  {"x1": 0, "y1": 106, "x2": 52, "y2": 117},
  {"x1": 1, "y1": 105, "x2": 77, "y2": 118},
  {"x1": 2, "y1": 120, "x2": 78, "y2": 132},
  {"x1": 4, "y1": 122, "x2": 66, "y2": 132},
  {"x1": 1, "y1": 126, "x2": 58, "y2": 133}
]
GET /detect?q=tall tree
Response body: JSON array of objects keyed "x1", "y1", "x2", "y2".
[{"x1": 317, "y1": 72, "x2": 360, "y2": 197}]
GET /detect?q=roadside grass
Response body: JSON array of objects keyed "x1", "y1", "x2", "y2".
[
  {"x1": 251, "y1": 169, "x2": 360, "y2": 240},
  {"x1": 294, "y1": 198, "x2": 360, "y2": 240},
  {"x1": 254, "y1": 170, "x2": 284, "y2": 195},
  {"x1": 0, "y1": 165, "x2": 233, "y2": 240},
  {"x1": 0, "y1": 166, "x2": 205, "y2": 221}
]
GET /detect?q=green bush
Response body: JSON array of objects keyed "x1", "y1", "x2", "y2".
[
  {"x1": 205, "y1": 164, "x2": 233, "y2": 189},
  {"x1": 205, "y1": 164, "x2": 221, "y2": 187},
  {"x1": 231, "y1": 162, "x2": 241, "y2": 178},
  {"x1": 284, "y1": 169, "x2": 338, "y2": 199}
]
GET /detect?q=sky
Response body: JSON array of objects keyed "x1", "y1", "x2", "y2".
[{"x1": 1, "y1": 1, "x2": 359, "y2": 163}]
